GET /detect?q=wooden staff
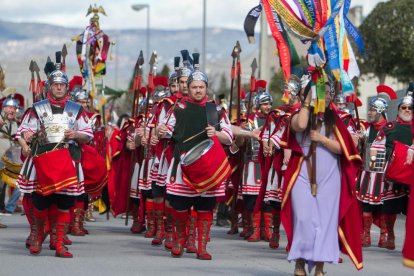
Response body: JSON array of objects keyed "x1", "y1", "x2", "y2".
[
  {"x1": 125, "y1": 51, "x2": 144, "y2": 226},
  {"x1": 28, "y1": 61, "x2": 36, "y2": 103},
  {"x1": 229, "y1": 44, "x2": 238, "y2": 122},
  {"x1": 140, "y1": 52, "x2": 157, "y2": 197},
  {"x1": 236, "y1": 41, "x2": 242, "y2": 126},
  {"x1": 245, "y1": 58, "x2": 257, "y2": 122},
  {"x1": 230, "y1": 41, "x2": 245, "y2": 226},
  {"x1": 32, "y1": 61, "x2": 43, "y2": 102},
  {"x1": 310, "y1": 108, "x2": 317, "y2": 196}
]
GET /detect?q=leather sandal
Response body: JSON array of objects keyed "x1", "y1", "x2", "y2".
[{"x1": 294, "y1": 259, "x2": 307, "y2": 276}]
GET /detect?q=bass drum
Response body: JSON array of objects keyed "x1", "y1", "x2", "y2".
[{"x1": 2, "y1": 144, "x2": 23, "y2": 188}]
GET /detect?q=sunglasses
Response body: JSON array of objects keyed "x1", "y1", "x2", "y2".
[{"x1": 400, "y1": 106, "x2": 412, "y2": 110}]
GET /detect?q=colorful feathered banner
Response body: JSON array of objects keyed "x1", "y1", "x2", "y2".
[{"x1": 244, "y1": 0, "x2": 365, "y2": 98}]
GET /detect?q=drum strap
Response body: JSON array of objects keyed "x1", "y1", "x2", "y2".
[
  {"x1": 270, "y1": 166, "x2": 276, "y2": 185},
  {"x1": 206, "y1": 102, "x2": 220, "y2": 131},
  {"x1": 170, "y1": 103, "x2": 219, "y2": 182},
  {"x1": 170, "y1": 147, "x2": 180, "y2": 182}
]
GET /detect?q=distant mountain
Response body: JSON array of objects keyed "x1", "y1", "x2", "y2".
[{"x1": 0, "y1": 20, "x2": 259, "y2": 105}]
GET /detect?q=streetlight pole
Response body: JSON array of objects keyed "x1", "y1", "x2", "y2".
[
  {"x1": 202, "y1": 0, "x2": 206, "y2": 71},
  {"x1": 131, "y1": 4, "x2": 150, "y2": 65}
]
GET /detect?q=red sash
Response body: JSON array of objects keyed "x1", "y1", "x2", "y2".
[{"x1": 34, "y1": 148, "x2": 78, "y2": 196}]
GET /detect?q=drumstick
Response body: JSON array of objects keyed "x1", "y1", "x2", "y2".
[{"x1": 182, "y1": 122, "x2": 220, "y2": 144}]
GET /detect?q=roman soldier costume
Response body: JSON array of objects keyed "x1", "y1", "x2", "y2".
[
  {"x1": 149, "y1": 54, "x2": 192, "y2": 250},
  {"x1": 369, "y1": 95, "x2": 413, "y2": 249},
  {"x1": 356, "y1": 86, "x2": 396, "y2": 247},
  {"x1": 160, "y1": 54, "x2": 233, "y2": 260},
  {"x1": 241, "y1": 81, "x2": 273, "y2": 242},
  {"x1": 16, "y1": 53, "x2": 93, "y2": 258},
  {"x1": 259, "y1": 103, "x2": 298, "y2": 249},
  {"x1": 69, "y1": 76, "x2": 107, "y2": 235}
]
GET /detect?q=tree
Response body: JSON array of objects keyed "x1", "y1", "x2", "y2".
[
  {"x1": 268, "y1": 57, "x2": 308, "y2": 107},
  {"x1": 268, "y1": 69, "x2": 286, "y2": 107},
  {"x1": 358, "y1": 0, "x2": 414, "y2": 84},
  {"x1": 159, "y1": 64, "x2": 170, "y2": 77},
  {"x1": 217, "y1": 73, "x2": 228, "y2": 98}
]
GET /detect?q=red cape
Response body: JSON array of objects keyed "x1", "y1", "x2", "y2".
[
  {"x1": 108, "y1": 118, "x2": 139, "y2": 217},
  {"x1": 281, "y1": 111, "x2": 363, "y2": 270},
  {"x1": 403, "y1": 109, "x2": 414, "y2": 268},
  {"x1": 255, "y1": 109, "x2": 289, "y2": 212},
  {"x1": 106, "y1": 127, "x2": 120, "y2": 212},
  {"x1": 403, "y1": 188, "x2": 414, "y2": 268}
]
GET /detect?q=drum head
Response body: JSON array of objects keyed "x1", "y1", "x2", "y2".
[{"x1": 181, "y1": 139, "x2": 213, "y2": 166}]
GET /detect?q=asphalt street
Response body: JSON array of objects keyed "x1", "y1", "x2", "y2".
[{"x1": 0, "y1": 213, "x2": 412, "y2": 276}]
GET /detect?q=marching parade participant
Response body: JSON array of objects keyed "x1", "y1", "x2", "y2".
[
  {"x1": 16, "y1": 52, "x2": 93, "y2": 258},
  {"x1": 369, "y1": 94, "x2": 413, "y2": 250},
  {"x1": 281, "y1": 73, "x2": 362, "y2": 275},
  {"x1": 332, "y1": 92, "x2": 361, "y2": 147},
  {"x1": 67, "y1": 76, "x2": 91, "y2": 236},
  {"x1": 149, "y1": 53, "x2": 193, "y2": 251},
  {"x1": 17, "y1": 60, "x2": 49, "y2": 247},
  {"x1": 404, "y1": 84, "x2": 414, "y2": 269},
  {"x1": 356, "y1": 85, "x2": 396, "y2": 248},
  {"x1": 0, "y1": 94, "x2": 24, "y2": 216},
  {"x1": 69, "y1": 76, "x2": 107, "y2": 234},
  {"x1": 125, "y1": 95, "x2": 146, "y2": 234},
  {"x1": 0, "y1": 93, "x2": 24, "y2": 232},
  {"x1": 259, "y1": 73, "x2": 306, "y2": 249},
  {"x1": 240, "y1": 80, "x2": 273, "y2": 242},
  {"x1": 143, "y1": 76, "x2": 170, "y2": 246},
  {"x1": 157, "y1": 53, "x2": 233, "y2": 260}
]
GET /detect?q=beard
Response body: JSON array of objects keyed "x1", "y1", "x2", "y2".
[
  {"x1": 398, "y1": 112, "x2": 412, "y2": 122},
  {"x1": 367, "y1": 114, "x2": 379, "y2": 122}
]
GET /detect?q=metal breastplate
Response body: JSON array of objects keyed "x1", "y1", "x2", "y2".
[
  {"x1": 245, "y1": 117, "x2": 262, "y2": 162},
  {"x1": 362, "y1": 143, "x2": 387, "y2": 173},
  {"x1": 34, "y1": 100, "x2": 81, "y2": 145},
  {"x1": 143, "y1": 145, "x2": 154, "y2": 159},
  {"x1": 245, "y1": 139, "x2": 260, "y2": 162}
]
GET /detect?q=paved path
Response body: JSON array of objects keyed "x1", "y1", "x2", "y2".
[{"x1": 0, "y1": 213, "x2": 411, "y2": 275}]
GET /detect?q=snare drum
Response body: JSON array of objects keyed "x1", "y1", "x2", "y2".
[{"x1": 181, "y1": 137, "x2": 231, "y2": 193}]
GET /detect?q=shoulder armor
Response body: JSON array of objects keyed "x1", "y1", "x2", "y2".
[
  {"x1": 33, "y1": 99, "x2": 49, "y2": 109},
  {"x1": 161, "y1": 97, "x2": 174, "y2": 106},
  {"x1": 384, "y1": 122, "x2": 394, "y2": 130},
  {"x1": 176, "y1": 102, "x2": 186, "y2": 110},
  {"x1": 63, "y1": 100, "x2": 82, "y2": 119},
  {"x1": 33, "y1": 99, "x2": 52, "y2": 122}
]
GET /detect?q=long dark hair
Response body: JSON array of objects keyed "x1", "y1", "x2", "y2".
[{"x1": 302, "y1": 106, "x2": 335, "y2": 143}]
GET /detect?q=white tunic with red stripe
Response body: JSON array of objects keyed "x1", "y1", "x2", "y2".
[
  {"x1": 16, "y1": 105, "x2": 93, "y2": 196},
  {"x1": 162, "y1": 102, "x2": 233, "y2": 197}
]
